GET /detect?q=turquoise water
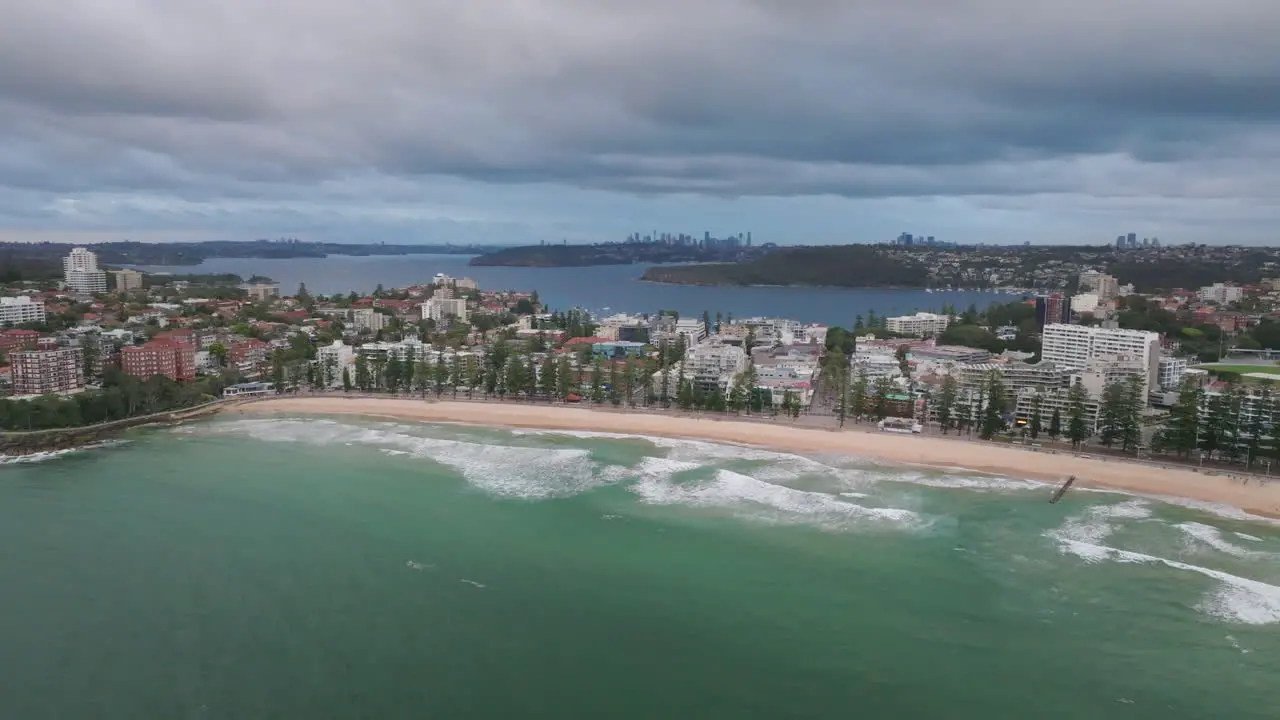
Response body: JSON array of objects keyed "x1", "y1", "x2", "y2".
[{"x1": 2, "y1": 416, "x2": 1279, "y2": 719}]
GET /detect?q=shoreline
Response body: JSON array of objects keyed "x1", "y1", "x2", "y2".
[{"x1": 232, "y1": 397, "x2": 1280, "y2": 520}]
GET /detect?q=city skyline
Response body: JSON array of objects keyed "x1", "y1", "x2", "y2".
[{"x1": 1, "y1": 1, "x2": 1278, "y2": 246}]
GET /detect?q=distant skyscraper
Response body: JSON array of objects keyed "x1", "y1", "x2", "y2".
[
  {"x1": 746, "y1": 232, "x2": 752, "y2": 247},
  {"x1": 1126, "y1": 232, "x2": 1137, "y2": 248},
  {"x1": 1116, "y1": 235, "x2": 1125, "y2": 249}
]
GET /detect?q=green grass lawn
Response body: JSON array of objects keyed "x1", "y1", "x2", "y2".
[{"x1": 1193, "y1": 363, "x2": 1280, "y2": 375}]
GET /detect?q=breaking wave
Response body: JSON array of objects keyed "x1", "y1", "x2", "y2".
[
  {"x1": 631, "y1": 467, "x2": 922, "y2": 529},
  {"x1": 1176, "y1": 522, "x2": 1256, "y2": 557},
  {"x1": 1047, "y1": 502, "x2": 1280, "y2": 624},
  {"x1": 0, "y1": 440, "x2": 129, "y2": 466},
  {"x1": 197, "y1": 418, "x2": 605, "y2": 499},
  {"x1": 195, "y1": 418, "x2": 927, "y2": 530}
]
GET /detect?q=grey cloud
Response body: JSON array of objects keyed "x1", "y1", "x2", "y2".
[{"x1": 0, "y1": 0, "x2": 1278, "y2": 240}]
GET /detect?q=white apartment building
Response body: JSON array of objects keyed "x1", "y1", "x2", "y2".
[
  {"x1": 851, "y1": 343, "x2": 903, "y2": 377},
  {"x1": 684, "y1": 341, "x2": 747, "y2": 394},
  {"x1": 316, "y1": 340, "x2": 356, "y2": 385},
  {"x1": 1158, "y1": 356, "x2": 1188, "y2": 390},
  {"x1": 349, "y1": 308, "x2": 388, "y2": 333},
  {"x1": 885, "y1": 312, "x2": 951, "y2": 337},
  {"x1": 736, "y1": 317, "x2": 799, "y2": 346},
  {"x1": 356, "y1": 338, "x2": 432, "y2": 366},
  {"x1": 65, "y1": 269, "x2": 108, "y2": 294},
  {"x1": 1040, "y1": 324, "x2": 1160, "y2": 396},
  {"x1": 422, "y1": 296, "x2": 468, "y2": 323},
  {"x1": 673, "y1": 318, "x2": 707, "y2": 347},
  {"x1": 0, "y1": 296, "x2": 46, "y2": 326},
  {"x1": 1078, "y1": 271, "x2": 1120, "y2": 301},
  {"x1": 241, "y1": 282, "x2": 281, "y2": 301},
  {"x1": 1198, "y1": 283, "x2": 1244, "y2": 305},
  {"x1": 1071, "y1": 359, "x2": 1148, "y2": 400},
  {"x1": 63, "y1": 248, "x2": 108, "y2": 294},
  {"x1": 955, "y1": 361, "x2": 1071, "y2": 400},
  {"x1": 597, "y1": 313, "x2": 648, "y2": 341},
  {"x1": 63, "y1": 247, "x2": 98, "y2": 274},
  {"x1": 1014, "y1": 387, "x2": 1102, "y2": 434},
  {"x1": 112, "y1": 269, "x2": 144, "y2": 292},
  {"x1": 796, "y1": 324, "x2": 828, "y2": 346}
]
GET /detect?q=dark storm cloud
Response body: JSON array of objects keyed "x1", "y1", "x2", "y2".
[{"x1": 0, "y1": 0, "x2": 1277, "y2": 240}]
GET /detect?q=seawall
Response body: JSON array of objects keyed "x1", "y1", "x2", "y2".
[{"x1": 0, "y1": 401, "x2": 227, "y2": 457}]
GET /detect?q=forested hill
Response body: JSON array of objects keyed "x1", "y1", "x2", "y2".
[
  {"x1": 641, "y1": 246, "x2": 929, "y2": 287},
  {"x1": 641, "y1": 244, "x2": 1280, "y2": 292}
]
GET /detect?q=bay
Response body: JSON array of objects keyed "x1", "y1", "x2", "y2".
[
  {"x1": 134, "y1": 255, "x2": 1018, "y2": 325},
  {"x1": 2, "y1": 415, "x2": 1278, "y2": 719}
]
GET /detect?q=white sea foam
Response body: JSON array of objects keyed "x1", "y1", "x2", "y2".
[
  {"x1": 1049, "y1": 499, "x2": 1154, "y2": 549},
  {"x1": 0, "y1": 448, "x2": 82, "y2": 465},
  {"x1": 0, "y1": 439, "x2": 128, "y2": 466},
  {"x1": 893, "y1": 474, "x2": 1050, "y2": 493},
  {"x1": 1049, "y1": 535, "x2": 1280, "y2": 625},
  {"x1": 1149, "y1": 495, "x2": 1280, "y2": 524},
  {"x1": 204, "y1": 418, "x2": 609, "y2": 499},
  {"x1": 1236, "y1": 532, "x2": 1264, "y2": 543},
  {"x1": 1225, "y1": 635, "x2": 1253, "y2": 654},
  {"x1": 1048, "y1": 500, "x2": 1280, "y2": 624},
  {"x1": 631, "y1": 468, "x2": 920, "y2": 530},
  {"x1": 1176, "y1": 522, "x2": 1254, "y2": 557}
]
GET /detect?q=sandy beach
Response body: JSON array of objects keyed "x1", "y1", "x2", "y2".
[{"x1": 236, "y1": 396, "x2": 1280, "y2": 519}]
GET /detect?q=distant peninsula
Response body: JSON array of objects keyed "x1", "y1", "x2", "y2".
[
  {"x1": 469, "y1": 242, "x2": 770, "y2": 267},
  {"x1": 639, "y1": 243, "x2": 1280, "y2": 292},
  {"x1": 0, "y1": 240, "x2": 495, "y2": 268},
  {"x1": 641, "y1": 245, "x2": 932, "y2": 288}
]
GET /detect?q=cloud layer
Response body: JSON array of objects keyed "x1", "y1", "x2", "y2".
[{"x1": 2, "y1": 0, "x2": 1278, "y2": 244}]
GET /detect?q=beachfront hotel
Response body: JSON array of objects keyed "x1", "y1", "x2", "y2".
[{"x1": 1040, "y1": 324, "x2": 1160, "y2": 396}]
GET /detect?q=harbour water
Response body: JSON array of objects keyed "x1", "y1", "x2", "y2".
[
  {"x1": 2, "y1": 415, "x2": 1278, "y2": 718},
  {"x1": 135, "y1": 255, "x2": 1017, "y2": 326}
]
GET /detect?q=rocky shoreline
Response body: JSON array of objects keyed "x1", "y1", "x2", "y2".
[{"x1": 0, "y1": 401, "x2": 227, "y2": 458}]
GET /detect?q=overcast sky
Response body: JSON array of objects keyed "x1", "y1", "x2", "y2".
[{"x1": 2, "y1": 0, "x2": 1278, "y2": 245}]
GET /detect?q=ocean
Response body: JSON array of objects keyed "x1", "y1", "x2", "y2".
[
  {"x1": 134, "y1": 255, "x2": 1017, "y2": 326},
  {"x1": 2, "y1": 415, "x2": 1278, "y2": 719}
]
